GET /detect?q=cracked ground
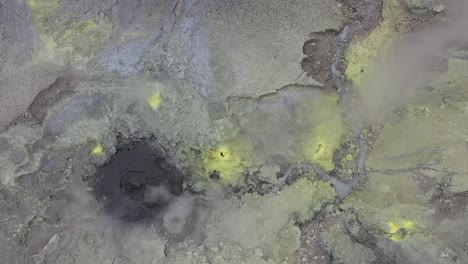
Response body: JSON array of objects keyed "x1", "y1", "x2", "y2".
[{"x1": 1, "y1": 0, "x2": 468, "y2": 263}]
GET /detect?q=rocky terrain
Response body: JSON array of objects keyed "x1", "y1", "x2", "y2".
[{"x1": 0, "y1": 0, "x2": 467, "y2": 263}]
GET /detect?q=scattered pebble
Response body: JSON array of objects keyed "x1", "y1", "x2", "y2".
[
  {"x1": 210, "y1": 247, "x2": 219, "y2": 253},
  {"x1": 439, "y1": 248, "x2": 450, "y2": 258},
  {"x1": 433, "y1": 4, "x2": 445, "y2": 13},
  {"x1": 254, "y1": 248, "x2": 264, "y2": 257},
  {"x1": 301, "y1": 256, "x2": 308, "y2": 262}
]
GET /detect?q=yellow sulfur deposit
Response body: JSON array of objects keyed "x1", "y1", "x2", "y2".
[
  {"x1": 202, "y1": 140, "x2": 251, "y2": 186},
  {"x1": 147, "y1": 92, "x2": 162, "y2": 110},
  {"x1": 295, "y1": 92, "x2": 346, "y2": 171},
  {"x1": 91, "y1": 143, "x2": 104, "y2": 155},
  {"x1": 345, "y1": 0, "x2": 407, "y2": 87},
  {"x1": 306, "y1": 117, "x2": 345, "y2": 171},
  {"x1": 56, "y1": 20, "x2": 111, "y2": 51},
  {"x1": 27, "y1": 0, "x2": 61, "y2": 30},
  {"x1": 28, "y1": 0, "x2": 111, "y2": 64},
  {"x1": 387, "y1": 220, "x2": 415, "y2": 241}
]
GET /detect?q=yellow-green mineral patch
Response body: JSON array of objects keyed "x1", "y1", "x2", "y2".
[
  {"x1": 91, "y1": 143, "x2": 104, "y2": 155},
  {"x1": 341, "y1": 171, "x2": 430, "y2": 241},
  {"x1": 365, "y1": 57, "x2": 468, "y2": 194},
  {"x1": 366, "y1": 119, "x2": 438, "y2": 171},
  {"x1": 201, "y1": 138, "x2": 253, "y2": 186},
  {"x1": 53, "y1": 20, "x2": 111, "y2": 55},
  {"x1": 305, "y1": 114, "x2": 345, "y2": 171},
  {"x1": 345, "y1": 0, "x2": 407, "y2": 87},
  {"x1": 28, "y1": 0, "x2": 112, "y2": 65},
  {"x1": 219, "y1": 178, "x2": 336, "y2": 262},
  {"x1": 294, "y1": 92, "x2": 347, "y2": 171},
  {"x1": 147, "y1": 92, "x2": 162, "y2": 110},
  {"x1": 28, "y1": 0, "x2": 61, "y2": 31},
  {"x1": 324, "y1": 224, "x2": 377, "y2": 264},
  {"x1": 387, "y1": 220, "x2": 416, "y2": 241}
]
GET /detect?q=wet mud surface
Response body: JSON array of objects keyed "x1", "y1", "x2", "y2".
[
  {"x1": 301, "y1": 31, "x2": 337, "y2": 86},
  {"x1": 91, "y1": 142, "x2": 185, "y2": 221},
  {"x1": 28, "y1": 73, "x2": 78, "y2": 123}
]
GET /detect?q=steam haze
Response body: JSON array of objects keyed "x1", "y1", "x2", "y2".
[{"x1": 357, "y1": 0, "x2": 468, "y2": 125}]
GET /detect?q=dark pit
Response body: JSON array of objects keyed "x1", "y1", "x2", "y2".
[{"x1": 90, "y1": 141, "x2": 185, "y2": 222}]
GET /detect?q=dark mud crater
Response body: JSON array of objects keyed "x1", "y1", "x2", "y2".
[{"x1": 91, "y1": 141, "x2": 186, "y2": 222}]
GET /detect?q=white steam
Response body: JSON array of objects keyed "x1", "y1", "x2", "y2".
[{"x1": 357, "y1": 0, "x2": 468, "y2": 124}]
